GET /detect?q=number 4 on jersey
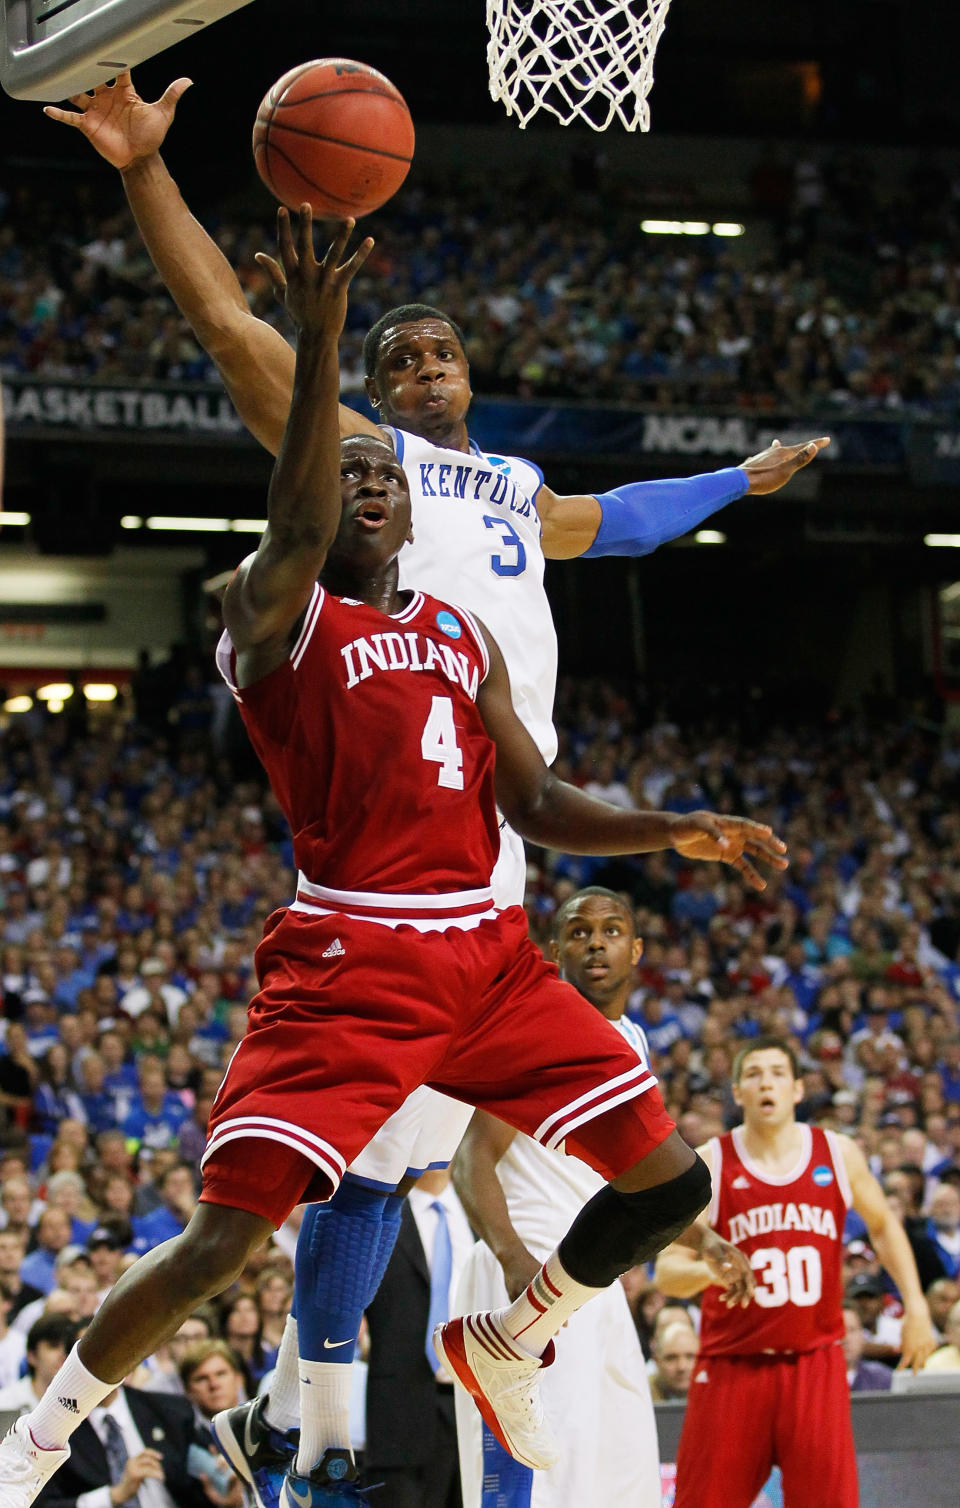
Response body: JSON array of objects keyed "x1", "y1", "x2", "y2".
[{"x1": 421, "y1": 696, "x2": 464, "y2": 789}]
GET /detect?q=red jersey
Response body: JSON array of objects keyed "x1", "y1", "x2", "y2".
[
  {"x1": 216, "y1": 587, "x2": 499, "y2": 918},
  {"x1": 698, "y1": 1123, "x2": 851, "y2": 1357}
]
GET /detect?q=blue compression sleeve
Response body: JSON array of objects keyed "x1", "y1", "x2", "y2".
[
  {"x1": 582, "y1": 467, "x2": 748, "y2": 558},
  {"x1": 294, "y1": 1183, "x2": 389, "y2": 1364}
]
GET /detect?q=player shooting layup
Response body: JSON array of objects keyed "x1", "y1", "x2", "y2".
[
  {"x1": 0, "y1": 212, "x2": 787, "y2": 1508},
  {"x1": 655, "y1": 1037, "x2": 937, "y2": 1508},
  {"x1": 43, "y1": 72, "x2": 826, "y2": 1502}
]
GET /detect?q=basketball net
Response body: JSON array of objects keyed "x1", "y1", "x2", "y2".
[{"x1": 486, "y1": 0, "x2": 673, "y2": 131}]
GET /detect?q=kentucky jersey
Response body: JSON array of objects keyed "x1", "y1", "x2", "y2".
[
  {"x1": 699, "y1": 1124, "x2": 851, "y2": 1357},
  {"x1": 384, "y1": 426, "x2": 559, "y2": 764},
  {"x1": 216, "y1": 588, "x2": 499, "y2": 903}
]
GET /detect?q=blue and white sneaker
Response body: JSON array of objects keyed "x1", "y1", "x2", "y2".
[
  {"x1": 279, "y1": 1449, "x2": 378, "y2": 1505},
  {"x1": 211, "y1": 1395, "x2": 297, "y2": 1508}
]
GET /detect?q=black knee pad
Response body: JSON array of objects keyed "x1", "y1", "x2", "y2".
[{"x1": 559, "y1": 1154, "x2": 712, "y2": 1288}]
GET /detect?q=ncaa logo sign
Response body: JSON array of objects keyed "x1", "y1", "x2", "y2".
[
  {"x1": 812, "y1": 1165, "x2": 834, "y2": 1187},
  {"x1": 436, "y1": 611, "x2": 462, "y2": 639}
]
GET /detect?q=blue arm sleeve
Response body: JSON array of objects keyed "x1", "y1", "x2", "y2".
[{"x1": 582, "y1": 467, "x2": 749, "y2": 558}]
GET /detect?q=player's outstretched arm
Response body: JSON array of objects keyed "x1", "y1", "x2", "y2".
[
  {"x1": 476, "y1": 626, "x2": 787, "y2": 887},
  {"x1": 223, "y1": 210, "x2": 372, "y2": 655},
  {"x1": 840, "y1": 1136, "x2": 937, "y2": 1369},
  {"x1": 451, "y1": 1113, "x2": 540, "y2": 1301},
  {"x1": 536, "y1": 437, "x2": 831, "y2": 560},
  {"x1": 42, "y1": 71, "x2": 381, "y2": 455}
]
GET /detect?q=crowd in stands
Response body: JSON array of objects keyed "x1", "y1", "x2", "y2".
[
  {"x1": 0, "y1": 665, "x2": 959, "y2": 1431},
  {"x1": 3, "y1": 148, "x2": 960, "y2": 413}
]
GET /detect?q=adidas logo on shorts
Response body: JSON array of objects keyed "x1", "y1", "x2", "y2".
[
  {"x1": 694, "y1": 1369, "x2": 709, "y2": 1384},
  {"x1": 322, "y1": 938, "x2": 346, "y2": 959}
]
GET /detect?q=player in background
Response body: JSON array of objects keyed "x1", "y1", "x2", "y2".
[
  {"x1": 43, "y1": 73, "x2": 824, "y2": 1507},
  {"x1": 451, "y1": 886, "x2": 754, "y2": 1508},
  {"x1": 0, "y1": 210, "x2": 787, "y2": 1508},
  {"x1": 654, "y1": 1037, "x2": 937, "y2": 1508}
]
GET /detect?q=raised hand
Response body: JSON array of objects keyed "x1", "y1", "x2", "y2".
[
  {"x1": 741, "y1": 436, "x2": 830, "y2": 494},
  {"x1": 255, "y1": 206, "x2": 374, "y2": 340},
  {"x1": 42, "y1": 69, "x2": 191, "y2": 171},
  {"x1": 670, "y1": 812, "x2": 788, "y2": 891}
]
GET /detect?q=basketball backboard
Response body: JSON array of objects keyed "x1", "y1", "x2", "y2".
[{"x1": 1, "y1": 0, "x2": 255, "y2": 102}]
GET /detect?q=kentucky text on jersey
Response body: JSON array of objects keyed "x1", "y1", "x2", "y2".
[
  {"x1": 340, "y1": 631, "x2": 480, "y2": 698},
  {"x1": 727, "y1": 1201, "x2": 839, "y2": 1247},
  {"x1": 416, "y1": 462, "x2": 534, "y2": 518}
]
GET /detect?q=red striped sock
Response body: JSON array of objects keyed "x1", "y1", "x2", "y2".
[{"x1": 496, "y1": 1249, "x2": 605, "y2": 1358}]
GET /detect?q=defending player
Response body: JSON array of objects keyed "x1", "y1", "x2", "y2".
[
  {"x1": 654, "y1": 1037, "x2": 937, "y2": 1508},
  {"x1": 42, "y1": 74, "x2": 824, "y2": 1506},
  {"x1": 451, "y1": 887, "x2": 754, "y2": 1508},
  {"x1": 0, "y1": 211, "x2": 788, "y2": 1508}
]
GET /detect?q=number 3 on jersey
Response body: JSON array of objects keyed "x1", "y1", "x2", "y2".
[
  {"x1": 484, "y1": 515, "x2": 526, "y2": 577},
  {"x1": 421, "y1": 696, "x2": 464, "y2": 789}
]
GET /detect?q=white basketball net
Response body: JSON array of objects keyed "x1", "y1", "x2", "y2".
[{"x1": 486, "y1": 0, "x2": 674, "y2": 131}]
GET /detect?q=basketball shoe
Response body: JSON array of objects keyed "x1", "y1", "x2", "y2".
[
  {"x1": 279, "y1": 1449, "x2": 376, "y2": 1505},
  {"x1": 0, "y1": 1417, "x2": 70, "y2": 1506},
  {"x1": 211, "y1": 1395, "x2": 297, "y2": 1508},
  {"x1": 433, "y1": 1313, "x2": 559, "y2": 1470}
]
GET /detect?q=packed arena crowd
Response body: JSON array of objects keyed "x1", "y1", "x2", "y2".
[
  {"x1": 0, "y1": 665, "x2": 958, "y2": 1403},
  {"x1": 3, "y1": 147, "x2": 960, "y2": 414}
]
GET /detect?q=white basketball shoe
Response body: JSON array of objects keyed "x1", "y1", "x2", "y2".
[
  {"x1": 433, "y1": 1313, "x2": 559, "y2": 1470},
  {"x1": 0, "y1": 1417, "x2": 70, "y2": 1506}
]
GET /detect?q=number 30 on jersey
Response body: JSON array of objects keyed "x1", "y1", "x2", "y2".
[{"x1": 421, "y1": 697, "x2": 464, "y2": 789}]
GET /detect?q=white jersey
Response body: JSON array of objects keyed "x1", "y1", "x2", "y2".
[{"x1": 386, "y1": 425, "x2": 559, "y2": 764}]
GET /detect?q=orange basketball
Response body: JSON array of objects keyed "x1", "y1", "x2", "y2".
[{"x1": 253, "y1": 59, "x2": 415, "y2": 219}]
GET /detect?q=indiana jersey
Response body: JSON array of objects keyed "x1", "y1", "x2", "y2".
[
  {"x1": 699, "y1": 1124, "x2": 851, "y2": 1357},
  {"x1": 384, "y1": 425, "x2": 559, "y2": 764},
  {"x1": 496, "y1": 1017, "x2": 655, "y2": 1258},
  {"x1": 216, "y1": 588, "x2": 499, "y2": 910}
]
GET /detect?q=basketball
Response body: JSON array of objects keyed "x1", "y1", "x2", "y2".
[{"x1": 252, "y1": 58, "x2": 415, "y2": 219}]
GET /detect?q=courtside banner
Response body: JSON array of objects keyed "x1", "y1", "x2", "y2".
[{"x1": 3, "y1": 377, "x2": 955, "y2": 476}]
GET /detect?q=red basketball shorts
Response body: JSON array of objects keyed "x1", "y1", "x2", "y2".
[
  {"x1": 673, "y1": 1343, "x2": 858, "y2": 1508},
  {"x1": 200, "y1": 905, "x2": 674, "y2": 1226}
]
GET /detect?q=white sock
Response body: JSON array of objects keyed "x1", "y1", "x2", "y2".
[
  {"x1": 295, "y1": 1358, "x2": 353, "y2": 1476},
  {"x1": 264, "y1": 1314, "x2": 301, "y2": 1434},
  {"x1": 28, "y1": 1345, "x2": 115, "y2": 1449},
  {"x1": 497, "y1": 1249, "x2": 605, "y2": 1358}
]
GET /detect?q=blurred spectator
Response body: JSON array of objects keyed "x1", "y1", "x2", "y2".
[
  {"x1": 842, "y1": 1304, "x2": 893, "y2": 1391},
  {"x1": 922, "y1": 1299, "x2": 960, "y2": 1371},
  {"x1": 0, "y1": 1315, "x2": 76, "y2": 1423},
  {"x1": 20, "y1": 1208, "x2": 72, "y2": 1295},
  {"x1": 179, "y1": 1340, "x2": 246, "y2": 1427},
  {"x1": 132, "y1": 1163, "x2": 197, "y2": 1253},
  {"x1": 0, "y1": 1229, "x2": 42, "y2": 1322},
  {"x1": 927, "y1": 1183, "x2": 960, "y2": 1276},
  {"x1": 86, "y1": 1220, "x2": 133, "y2": 1302},
  {"x1": 648, "y1": 1321, "x2": 698, "y2": 1401},
  {"x1": 845, "y1": 1273, "x2": 902, "y2": 1365},
  {"x1": 927, "y1": 1276, "x2": 960, "y2": 1344}
]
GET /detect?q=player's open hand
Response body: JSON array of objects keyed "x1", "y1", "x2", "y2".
[
  {"x1": 701, "y1": 1230, "x2": 754, "y2": 1307},
  {"x1": 897, "y1": 1305, "x2": 938, "y2": 1371},
  {"x1": 42, "y1": 69, "x2": 191, "y2": 172},
  {"x1": 255, "y1": 207, "x2": 374, "y2": 341},
  {"x1": 740, "y1": 436, "x2": 830, "y2": 494},
  {"x1": 670, "y1": 813, "x2": 788, "y2": 891}
]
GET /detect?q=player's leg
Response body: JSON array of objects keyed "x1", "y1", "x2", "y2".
[
  {"x1": 775, "y1": 1346, "x2": 858, "y2": 1508},
  {"x1": 433, "y1": 916, "x2": 710, "y2": 1468},
  {"x1": 673, "y1": 1356, "x2": 777, "y2": 1508},
  {"x1": 0, "y1": 1189, "x2": 276, "y2": 1505}
]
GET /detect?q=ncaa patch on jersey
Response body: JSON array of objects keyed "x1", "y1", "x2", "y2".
[
  {"x1": 487, "y1": 456, "x2": 511, "y2": 473},
  {"x1": 812, "y1": 1164, "x2": 834, "y2": 1187},
  {"x1": 436, "y1": 611, "x2": 462, "y2": 639}
]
